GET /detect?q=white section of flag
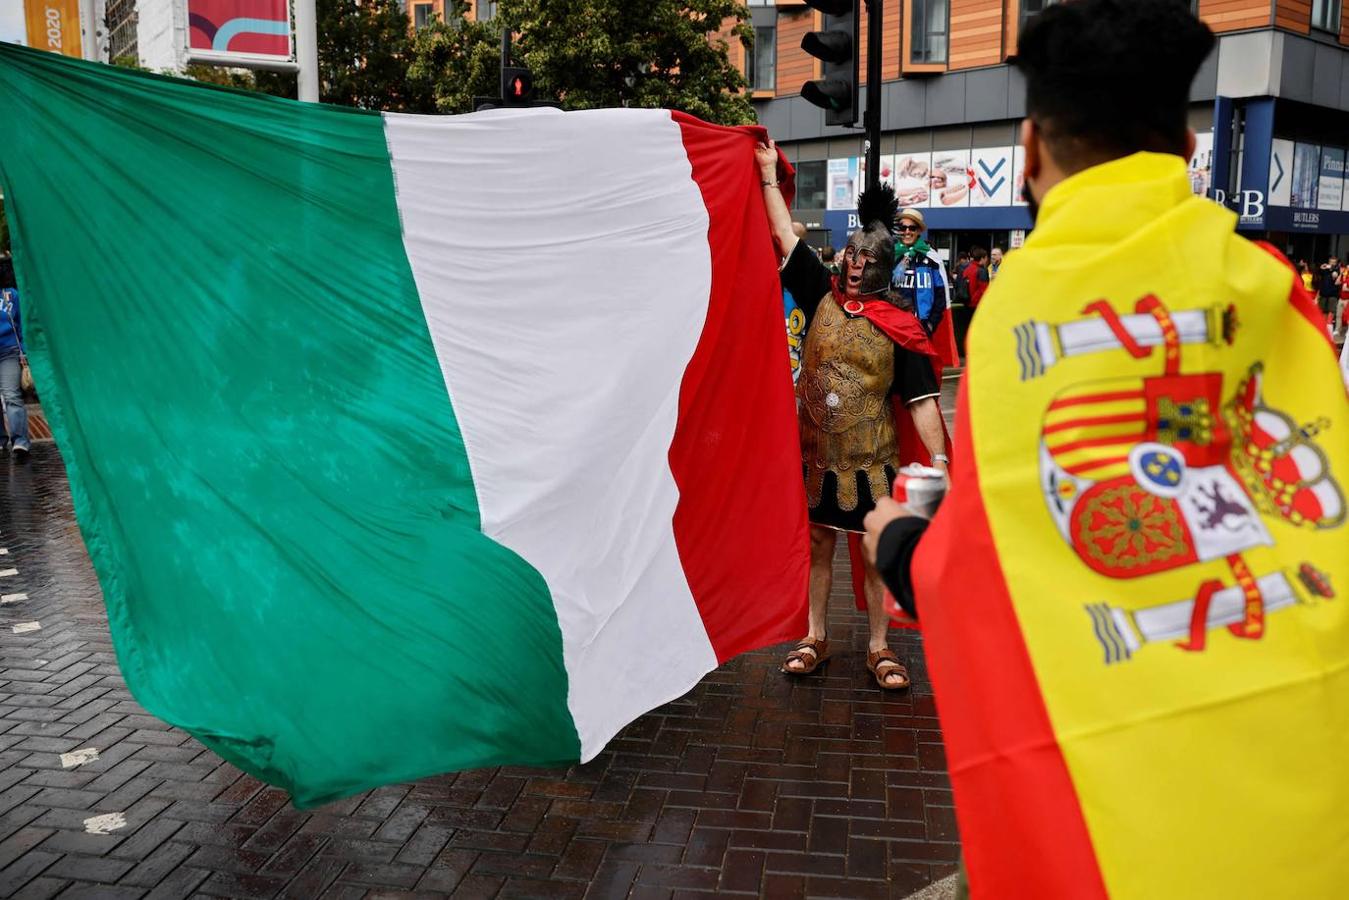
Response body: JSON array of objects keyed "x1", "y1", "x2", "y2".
[{"x1": 384, "y1": 108, "x2": 719, "y2": 758}]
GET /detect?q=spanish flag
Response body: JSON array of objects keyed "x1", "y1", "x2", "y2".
[{"x1": 914, "y1": 153, "x2": 1349, "y2": 897}]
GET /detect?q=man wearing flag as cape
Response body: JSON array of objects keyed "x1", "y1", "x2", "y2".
[
  {"x1": 756, "y1": 154, "x2": 950, "y2": 690},
  {"x1": 865, "y1": 1, "x2": 1349, "y2": 896}
]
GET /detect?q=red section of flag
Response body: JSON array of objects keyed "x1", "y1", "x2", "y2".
[
  {"x1": 912, "y1": 378, "x2": 1108, "y2": 899},
  {"x1": 1255, "y1": 241, "x2": 1337, "y2": 352},
  {"x1": 668, "y1": 112, "x2": 809, "y2": 662}
]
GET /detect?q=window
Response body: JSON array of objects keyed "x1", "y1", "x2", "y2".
[
  {"x1": 413, "y1": 2, "x2": 432, "y2": 29},
  {"x1": 1020, "y1": 0, "x2": 1059, "y2": 27},
  {"x1": 1312, "y1": 0, "x2": 1342, "y2": 32},
  {"x1": 746, "y1": 26, "x2": 776, "y2": 91},
  {"x1": 479, "y1": 0, "x2": 498, "y2": 19},
  {"x1": 794, "y1": 161, "x2": 828, "y2": 210},
  {"x1": 911, "y1": 0, "x2": 949, "y2": 65}
]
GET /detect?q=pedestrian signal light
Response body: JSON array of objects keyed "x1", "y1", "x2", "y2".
[
  {"x1": 801, "y1": 0, "x2": 859, "y2": 127},
  {"x1": 501, "y1": 67, "x2": 534, "y2": 107}
]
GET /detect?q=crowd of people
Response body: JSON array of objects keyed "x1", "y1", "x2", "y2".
[{"x1": 1298, "y1": 255, "x2": 1349, "y2": 343}]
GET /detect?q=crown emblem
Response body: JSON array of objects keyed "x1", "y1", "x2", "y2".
[{"x1": 1224, "y1": 365, "x2": 1345, "y2": 529}]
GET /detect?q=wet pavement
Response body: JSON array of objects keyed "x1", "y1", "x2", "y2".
[{"x1": 0, "y1": 378, "x2": 963, "y2": 899}]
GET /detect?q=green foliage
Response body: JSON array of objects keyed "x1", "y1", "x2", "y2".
[
  {"x1": 406, "y1": 3, "x2": 501, "y2": 114},
  {"x1": 312, "y1": 0, "x2": 434, "y2": 111},
  {"x1": 501, "y1": 0, "x2": 755, "y2": 126}
]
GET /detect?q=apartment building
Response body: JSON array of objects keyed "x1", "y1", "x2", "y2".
[{"x1": 748, "y1": 0, "x2": 1349, "y2": 265}]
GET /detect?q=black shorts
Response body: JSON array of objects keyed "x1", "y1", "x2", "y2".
[
  {"x1": 807, "y1": 465, "x2": 899, "y2": 533},
  {"x1": 1319, "y1": 294, "x2": 1339, "y2": 314}
]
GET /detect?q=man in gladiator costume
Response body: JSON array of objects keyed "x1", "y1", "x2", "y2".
[{"x1": 756, "y1": 140, "x2": 949, "y2": 690}]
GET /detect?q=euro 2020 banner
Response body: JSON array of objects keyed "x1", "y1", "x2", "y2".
[{"x1": 187, "y1": 0, "x2": 291, "y2": 64}]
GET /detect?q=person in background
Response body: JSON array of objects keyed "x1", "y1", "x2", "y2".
[
  {"x1": 1299, "y1": 259, "x2": 1314, "y2": 292},
  {"x1": 757, "y1": 145, "x2": 949, "y2": 692},
  {"x1": 961, "y1": 247, "x2": 991, "y2": 310},
  {"x1": 891, "y1": 208, "x2": 952, "y2": 337},
  {"x1": 1337, "y1": 259, "x2": 1348, "y2": 344},
  {"x1": 821, "y1": 245, "x2": 838, "y2": 276},
  {"x1": 0, "y1": 255, "x2": 30, "y2": 461},
  {"x1": 989, "y1": 247, "x2": 1004, "y2": 279},
  {"x1": 1318, "y1": 255, "x2": 1341, "y2": 334}
]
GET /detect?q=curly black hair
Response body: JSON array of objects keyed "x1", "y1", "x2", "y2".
[{"x1": 1015, "y1": 0, "x2": 1215, "y2": 171}]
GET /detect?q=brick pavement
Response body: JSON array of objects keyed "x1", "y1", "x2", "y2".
[{"x1": 0, "y1": 382, "x2": 963, "y2": 899}]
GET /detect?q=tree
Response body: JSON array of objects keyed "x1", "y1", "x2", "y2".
[
  {"x1": 505, "y1": 0, "x2": 755, "y2": 125},
  {"x1": 406, "y1": 3, "x2": 501, "y2": 114},
  {"x1": 305, "y1": 0, "x2": 433, "y2": 111}
]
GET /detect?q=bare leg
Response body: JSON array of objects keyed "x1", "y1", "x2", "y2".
[
  {"x1": 806, "y1": 525, "x2": 834, "y2": 639},
  {"x1": 784, "y1": 525, "x2": 836, "y2": 673},
  {"x1": 863, "y1": 558, "x2": 909, "y2": 688}
]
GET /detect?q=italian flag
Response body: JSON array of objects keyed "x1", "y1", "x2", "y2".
[{"x1": 0, "y1": 43, "x2": 807, "y2": 806}]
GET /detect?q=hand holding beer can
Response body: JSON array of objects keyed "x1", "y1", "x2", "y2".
[{"x1": 891, "y1": 464, "x2": 948, "y2": 518}]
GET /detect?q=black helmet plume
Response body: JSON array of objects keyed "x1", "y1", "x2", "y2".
[{"x1": 857, "y1": 184, "x2": 899, "y2": 235}]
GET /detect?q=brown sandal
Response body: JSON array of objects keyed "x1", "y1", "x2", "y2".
[
  {"x1": 781, "y1": 637, "x2": 830, "y2": 675},
  {"x1": 866, "y1": 649, "x2": 910, "y2": 691}
]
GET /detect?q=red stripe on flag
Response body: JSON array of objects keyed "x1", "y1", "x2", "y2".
[
  {"x1": 668, "y1": 112, "x2": 809, "y2": 662},
  {"x1": 1042, "y1": 412, "x2": 1144, "y2": 435},
  {"x1": 1047, "y1": 389, "x2": 1144, "y2": 410},
  {"x1": 913, "y1": 379, "x2": 1108, "y2": 898}
]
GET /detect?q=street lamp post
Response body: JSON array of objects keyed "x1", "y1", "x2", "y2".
[{"x1": 295, "y1": 0, "x2": 319, "y2": 102}]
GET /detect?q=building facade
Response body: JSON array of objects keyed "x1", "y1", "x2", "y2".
[{"x1": 749, "y1": 0, "x2": 1349, "y2": 268}]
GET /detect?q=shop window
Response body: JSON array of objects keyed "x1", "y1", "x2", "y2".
[
  {"x1": 911, "y1": 0, "x2": 949, "y2": 65},
  {"x1": 1312, "y1": 0, "x2": 1342, "y2": 33},
  {"x1": 413, "y1": 2, "x2": 433, "y2": 29},
  {"x1": 794, "y1": 160, "x2": 828, "y2": 210},
  {"x1": 746, "y1": 25, "x2": 777, "y2": 91}
]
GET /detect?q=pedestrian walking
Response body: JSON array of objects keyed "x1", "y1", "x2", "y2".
[
  {"x1": 1318, "y1": 255, "x2": 1341, "y2": 334},
  {"x1": 0, "y1": 255, "x2": 29, "y2": 461}
]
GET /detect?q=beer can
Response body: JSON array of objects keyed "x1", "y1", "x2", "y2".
[{"x1": 891, "y1": 464, "x2": 948, "y2": 518}]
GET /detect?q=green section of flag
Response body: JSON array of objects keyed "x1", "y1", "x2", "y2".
[{"x1": 0, "y1": 43, "x2": 579, "y2": 805}]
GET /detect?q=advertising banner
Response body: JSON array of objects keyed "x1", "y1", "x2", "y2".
[
  {"x1": 826, "y1": 158, "x2": 858, "y2": 211},
  {"x1": 971, "y1": 147, "x2": 1014, "y2": 207},
  {"x1": 891, "y1": 153, "x2": 932, "y2": 208},
  {"x1": 1188, "y1": 132, "x2": 1213, "y2": 197},
  {"x1": 1318, "y1": 147, "x2": 1344, "y2": 212},
  {"x1": 1268, "y1": 138, "x2": 1293, "y2": 207},
  {"x1": 187, "y1": 0, "x2": 292, "y2": 63},
  {"x1": 1291, "y1": 142, "x2": 1320, "y2": 209},
  {"x1": 931, "y1": 149, "x2": 971, "y2": 208},
  {"x1": 23, "y1": 0, "x2": 82, "y2": 58},
  {"x1": 1012, "y1": 144, "x2": 1028, "y2": 207}
]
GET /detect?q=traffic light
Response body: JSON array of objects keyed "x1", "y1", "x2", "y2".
[
  {"x1": 800, "y1": 0, "x2": 859, "y2": 127},
  {"x1": 502, "y1": 66, "x2": 534, "y2": 108}
]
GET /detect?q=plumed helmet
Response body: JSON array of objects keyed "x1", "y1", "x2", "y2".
[{"x1": 843, "y1": 184, "x2": 899, "y2": 296}]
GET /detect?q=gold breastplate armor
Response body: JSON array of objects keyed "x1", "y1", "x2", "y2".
[{"x1": 798, "y1": 296, "x2": 899, "y2": 510}]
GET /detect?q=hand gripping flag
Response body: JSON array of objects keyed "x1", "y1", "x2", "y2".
[
  {"x1": 0, "y1": 43, "x2": 808, "y2": 806},
  {"x1": 913, "y1": 153, "x2": 1349, "y2": 898}
]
